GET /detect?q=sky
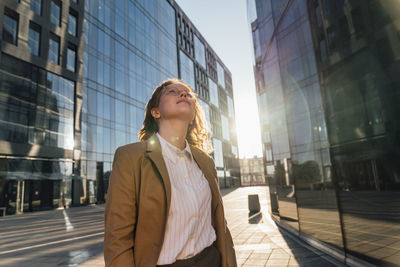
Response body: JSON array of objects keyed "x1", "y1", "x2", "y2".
[{"x1": 175, "y1": 0, "x2": 263, "y2": 158}]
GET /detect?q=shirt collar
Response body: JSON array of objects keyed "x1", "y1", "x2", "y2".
[{"x1": 156, "y1": 132, "x2": 193, "y2": 164}]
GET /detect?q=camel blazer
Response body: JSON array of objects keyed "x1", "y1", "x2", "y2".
[{"x1": 104, "y1": 134, "x2": 237, "y2": 267}]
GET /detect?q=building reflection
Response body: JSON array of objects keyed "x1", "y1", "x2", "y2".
[
  {"x1": 0, "y1": 0, "x2": 239, "y2": 216},
  {"x1": 248, "y1": 0, "x2": 400, "y2": 265}
]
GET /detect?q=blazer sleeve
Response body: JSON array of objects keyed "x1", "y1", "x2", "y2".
[{"x1": 104, "y1": 147, "x2": 137, "y2": 267}]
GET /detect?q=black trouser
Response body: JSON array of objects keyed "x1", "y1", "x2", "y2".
[{"x1": 157, "y1": 242, "x2": 221, "y2": 267}]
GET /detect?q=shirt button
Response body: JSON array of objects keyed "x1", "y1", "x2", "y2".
[
  {"x1": 194, "y1": 213, "x2": 198, "y2": 218},
  {"x1": 184, "y1": 175, "x2": 188, "y2": 179}
]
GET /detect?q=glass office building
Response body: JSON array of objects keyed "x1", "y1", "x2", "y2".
[
  {"x1": 248, "y1": 0, "x2": 400, "y2": 266},
  {"x1": 0, "y1": 0, "x2": 239, "y2": 216}
]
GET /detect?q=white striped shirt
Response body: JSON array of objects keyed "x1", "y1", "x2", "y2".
[{"x1": 156, "y1": 132, "x2": 216, "y2": 265}]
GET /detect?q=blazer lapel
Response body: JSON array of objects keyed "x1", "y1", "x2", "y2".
[
  {"x1": 144, "y1": 134, "x2": 172, "y2": 214},
  {"x1": 190, "y1": 145, "x2": 220, "y2": 215}
]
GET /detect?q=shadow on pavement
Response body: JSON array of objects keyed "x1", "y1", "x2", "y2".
[
  {"x1": 248, "y1": 211, "x2": 263, "y2": 224},
  {"x1": 220, "y1": 186, "x2": 240, "y2": 196},
  {"x1": 276, "y1": 226, "x2": 346, "y2": 267}
]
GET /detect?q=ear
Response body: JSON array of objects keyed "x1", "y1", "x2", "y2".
[{"x1": 151, "y1": 107, "x2": 160, "y2": 119}]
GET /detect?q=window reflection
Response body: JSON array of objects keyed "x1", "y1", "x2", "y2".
[
  {"x1": 30, "y1": 0, "x2": 42, "y2": 15},
  {"x1": 194, "y1": 34, "x2": 206, "y2": 69},
  {"x1": 209, "y1": 78, "x2": 219, "y2": 107},
  {"x1": 49, "y1": 34, "x2": 60, "y2": 65},
  {"x1": 68, "y1": 12, "x2": 77, "y2": 36},
  {"x1": 67, "y1": 46, "x2": 76, "y2": 72},
  {"x1": 3, "y1": 11, "x2": 18, "y2": 45},
  {"x1": 28, "y1": 22, "x2": 41, "y2": 56},
  {"x1": 0, "y1": 55, "x2": 74, "y2": 150}
]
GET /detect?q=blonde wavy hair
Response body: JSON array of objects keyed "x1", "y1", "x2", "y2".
[{"x1": 138, "y1": 79, "x2": 213, "y2": 154}]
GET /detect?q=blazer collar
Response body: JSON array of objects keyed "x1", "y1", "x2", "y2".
[{"x1": 145, "y1": 133, "x2": 219, "y2": 215}]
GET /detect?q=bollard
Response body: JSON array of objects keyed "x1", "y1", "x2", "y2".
[
  {"x1": 248, "y1": 194, "x2": 262, "y2": 224},
  {"x1": 270, "y1": 192, "x2": 279, "y2": 214},
  {"x1": 248, "y1": 194, "x2": 260, "y2": 215}
]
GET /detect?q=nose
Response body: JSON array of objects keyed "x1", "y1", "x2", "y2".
[{"x1": 179, "y1": 90, "x2": 187, "y2": 97}]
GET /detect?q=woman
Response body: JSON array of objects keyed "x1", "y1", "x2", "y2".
[{"x1": 104, "y1": 79, "x2": 237, "y2": 267}]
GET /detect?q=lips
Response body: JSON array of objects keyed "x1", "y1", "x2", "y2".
[{"x1": 177, "y1": 99, "x2": 190, "y2": 105}]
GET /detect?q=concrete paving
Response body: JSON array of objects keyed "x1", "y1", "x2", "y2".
[{"x1": 0, "y1": 186, "x2": 346, "y2": 266}]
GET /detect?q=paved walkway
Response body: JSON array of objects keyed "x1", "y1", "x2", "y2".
[
  {"x1": 0, "y1": 186, "x2": 345, "y2": 266},
  {"x1": 78, "y1": 186, "x2": 345, "y2": 267}
]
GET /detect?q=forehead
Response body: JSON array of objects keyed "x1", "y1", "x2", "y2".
[{"x1": 164, "y1": 83, "x2": 191, "y2": 92}]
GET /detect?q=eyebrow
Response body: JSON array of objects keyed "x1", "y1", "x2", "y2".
[{"x1": 167, "y1": 88, "x2": 191, "y2": 93}]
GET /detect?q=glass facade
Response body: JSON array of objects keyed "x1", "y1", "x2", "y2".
[
  {"x1": 0, "y1": 54, "x2": 75, "y2": 213},
  {"x1": 0, "y1": 0, "x2": 239, "y2": 216},
  {"x1": 249, "y1": 0, "x2": 400, "y2": 265}
]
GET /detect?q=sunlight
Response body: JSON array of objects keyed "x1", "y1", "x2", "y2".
[{"x1": 235, "y1": 98, "x2": 263, "y2": 159}]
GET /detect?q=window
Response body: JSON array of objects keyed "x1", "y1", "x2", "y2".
[
  {"x1": 28, "y1": 22, "x2": 41, "y2": 56},
  {"x1": 3, "y1": 9, "x2": 18, "y2": 45},
  {"x1": 49, "y1": 34, "x2": 60, "y2": 64},
  {"x1": 221, "y1": 115, "x2": 230, "y2": 141},
  {"x1": 194, "y1": 34, "x2": 206, "y2": 68},
  {"x1": 68, "y1": 11, "x2": 77, "y2": 36},
  {"x1": 179, "y1": 50, "x2": 195, "y2": 90},
  {"x1": 67, "y1": 45, "x2": 76, "y2": 72},
  {"x1": 30, "y1": 0, "x2": 42, "y2": 15},
  {"x1": 212, "y1": 138, "x2": 224, "y2": 168},
  {"x1": 115, "y1": 9, "x2": 125, "y2": 37},
  {"x1": 217, "y1": 62, "x2": 225, "y2": 88},
  {"x1": 209, "y1": 78, "x2": 219, "y2": 107},
  {"x1": 50, "y1": 1, "x2": 61, "y2": 26},
  {"x1": 266, "y1": 149, "x2": 273, "y2": 162}
]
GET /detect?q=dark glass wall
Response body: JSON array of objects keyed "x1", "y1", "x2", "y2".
[
  {"x1": 250, "y1": 0, "x2": 400, "y2": 265},
  {"x1": 308, "y1": 0, "x2": 400, "y2": 265}
]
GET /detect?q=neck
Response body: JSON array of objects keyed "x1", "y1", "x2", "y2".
[{"x1": 158, "y1": 120, "x2": 189, "y2": 150}]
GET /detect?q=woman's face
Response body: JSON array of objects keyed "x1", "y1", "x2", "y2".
[{"x1": 152, "y1": 83, "x2": 196, "y2": 124}]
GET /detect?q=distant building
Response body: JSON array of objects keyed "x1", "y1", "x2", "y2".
[
  {"x1": 248, "y1": 0, "x2": 400, "y2": 266},
  {"x1": 239, "y1": 156, "x2": 266, "y2": 186},
  {"x1": 0, "y1": 0, "x2": 239, "y2": 216}
]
